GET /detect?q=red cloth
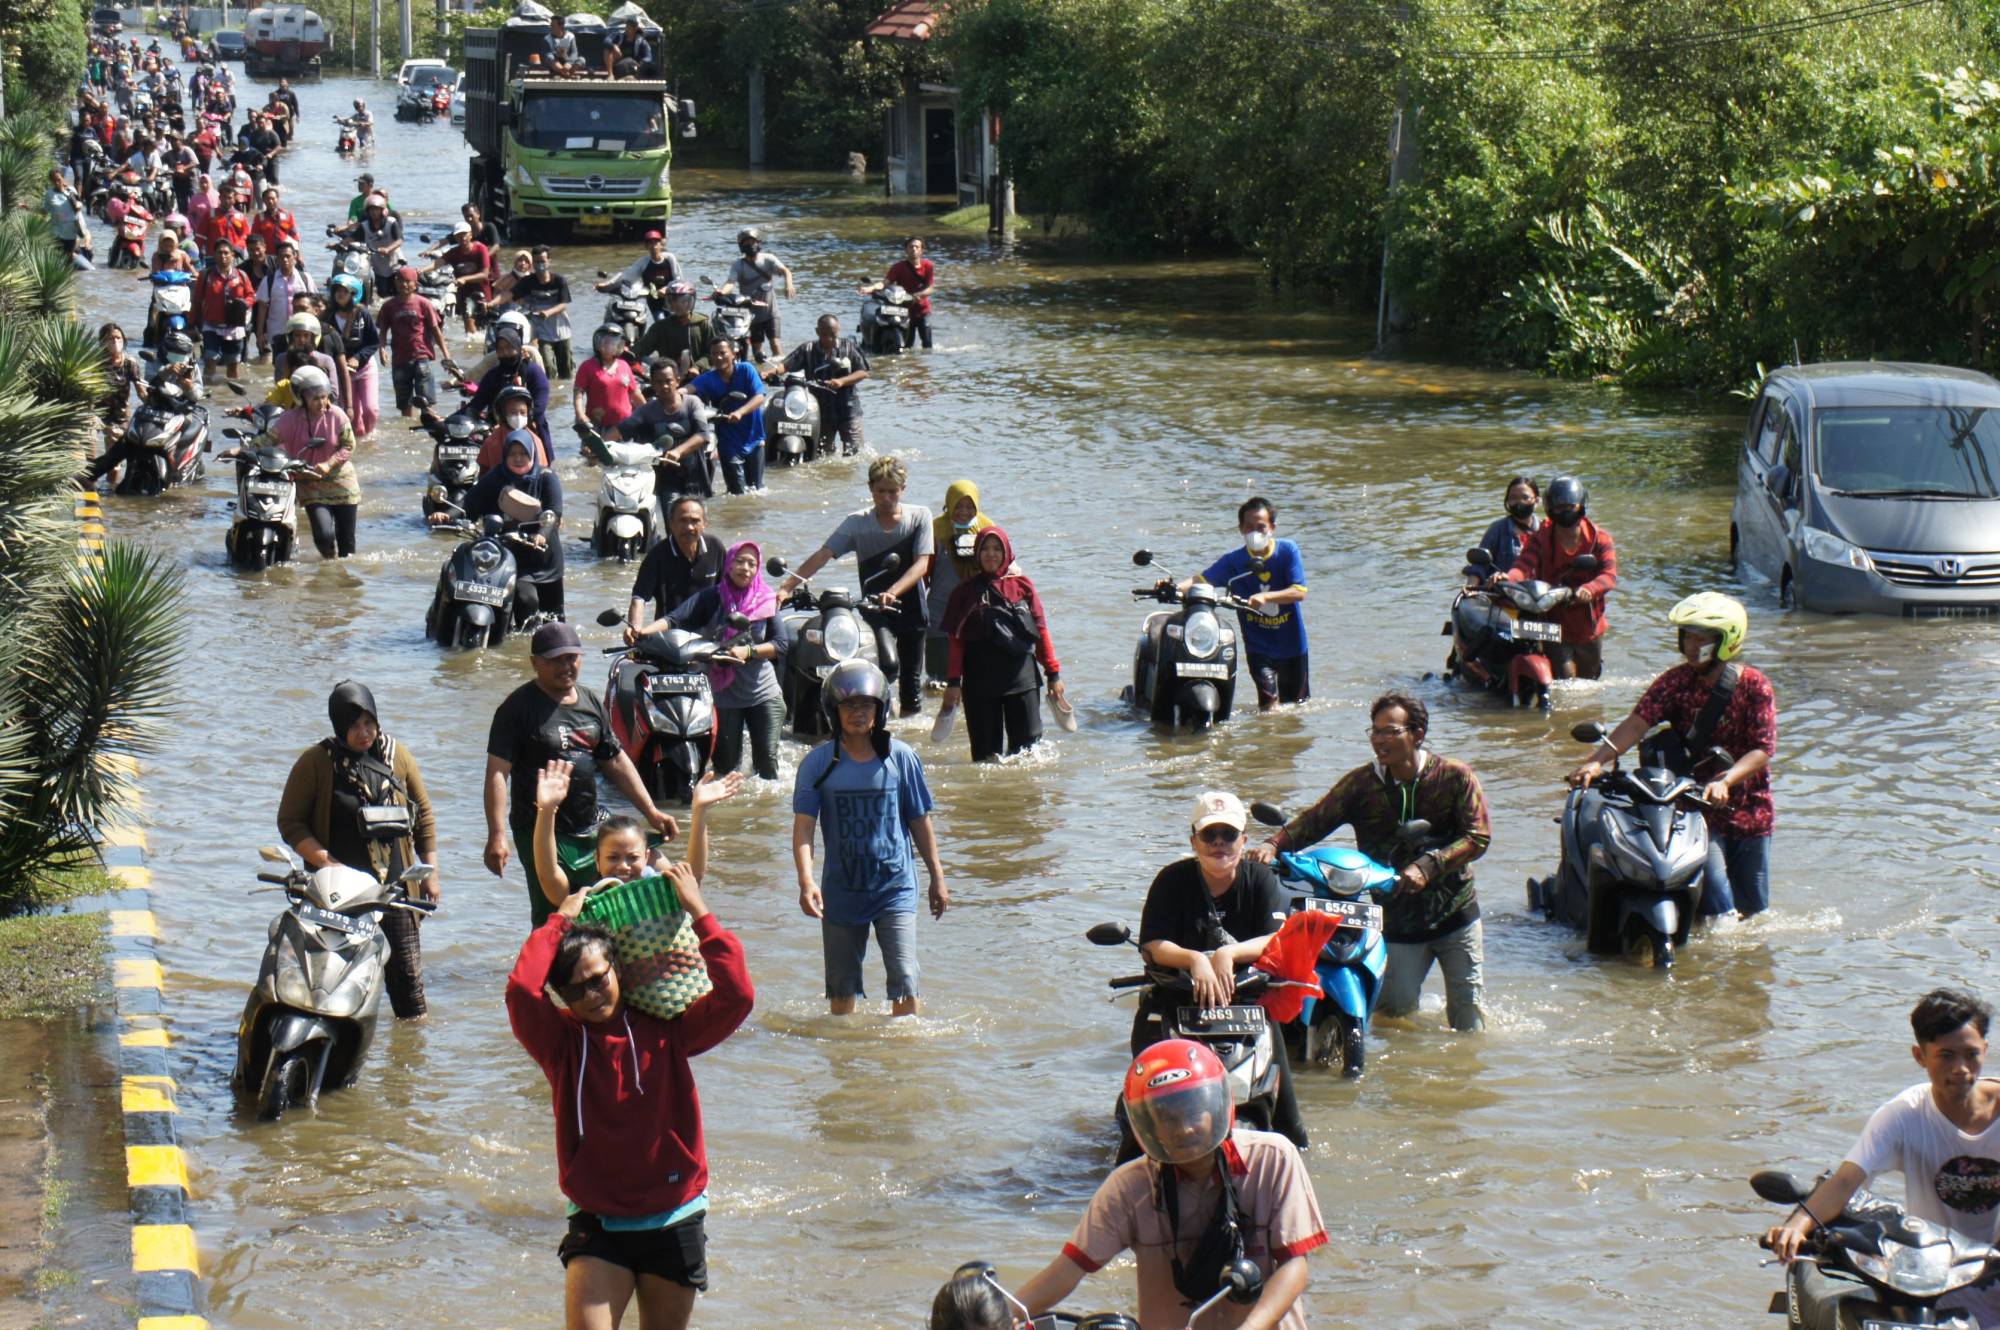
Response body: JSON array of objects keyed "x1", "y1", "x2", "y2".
[
  {"x1": 1635, "y1": 662, "x2": 1778, "y2": 837},
  {"x1": 251, "y1": 208, "x2": 299, "y2": 254},
  {"x1": 886, "y1": 257, "x2": 934, "y2": 315},
  {"x1": 196, "y1": 267, "x2": 254, "y2": 326},
  {"x1": 1505, "y1": 516, "x2": 1617, "y2": 644},
  {"x1": 506, "y1": 913, "x2": 754, "y2": 1218},
  {"x1": 1251, "y1": 910, "x2": 1340, "y2": 1023},
  {"x1": 202, "y1": 208, "x2": 249, "y2": 258},
  {"x1": 941, "y1": 525, "x2": 1062, "y2": 679}
]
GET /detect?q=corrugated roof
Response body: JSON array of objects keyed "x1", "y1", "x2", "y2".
[{"x1": 865, "y1": 0, "x2": 940, "y2": 42}]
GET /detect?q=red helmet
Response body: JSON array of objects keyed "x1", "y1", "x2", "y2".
[{"x1": 1122, "y1": 1040, "x2": 1232, "y2": 1166}]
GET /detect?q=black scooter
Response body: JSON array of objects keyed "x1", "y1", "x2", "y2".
[
  {"x1": 768, "y1": 553, "x2": 898, "y2": 738},
  {"x1": 424, "y1": 510, "x2": 554, "y2": 650},
  {"x1": 111, "y1": 367, "x2": 208, "y2": 496},
  {"x1": 1527, "y1": 721, "x2": 1715, "y2": 968},
  {"x1": 1123, "y1": 550, "x2": 1247, "y2": 729},
  {"x1": 1751, "y1": 1170, "x2": 2000, "y2": 1328},
  {"x1": 596, "y1": 607, "x2": 746, "y2": 805},
  {"x1": 417, "y1": 409, "x2": 482, "y2": 518}
]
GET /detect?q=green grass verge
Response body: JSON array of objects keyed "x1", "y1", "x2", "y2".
[{"x1": 0, "y1": 914, "x2": 107, "y2": 1020}]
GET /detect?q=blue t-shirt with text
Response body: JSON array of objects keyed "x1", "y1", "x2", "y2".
[
  {"x1": 1202, "y1": 540, "x2": 1308, "y2": 659},
  {"x1": 791, "y1": 738, "x2": 934, "y2": 926},
  {"x1": 689, "y1": 363, "x2": 767, "y2": 459}
]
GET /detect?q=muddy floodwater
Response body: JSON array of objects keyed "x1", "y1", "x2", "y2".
[{"x1": 68, "y1": 71, "x2": 2000, "y2": 1330}]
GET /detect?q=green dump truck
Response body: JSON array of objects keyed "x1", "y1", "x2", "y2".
[{"x1": 462, "y1": 4, "x2": 694, "y2": 242}]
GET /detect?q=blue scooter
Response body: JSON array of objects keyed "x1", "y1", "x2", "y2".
[{"x1": 1250, "y1": 801, "x2": 1429, "y2": 1079}]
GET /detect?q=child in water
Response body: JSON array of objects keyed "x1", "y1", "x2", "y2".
[{"x1": 532, "y1": 762, "x2": 742, "y2": 911}]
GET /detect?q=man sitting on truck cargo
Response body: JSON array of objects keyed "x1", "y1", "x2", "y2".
[
  {"x1": 604, "y1": 17, "x2": 655, "y2": 78},
  {"x1": 540, "y1": 14, "x2": 585, "y2": 77}
]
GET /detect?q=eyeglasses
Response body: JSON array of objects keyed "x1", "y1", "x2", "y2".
[
  {"x1": 1197, "y1": 825, "x2": 1241, "y2": 845},
  {"x1": 556, "y1": 967, "x2": 614, "y2": 1003},
  {"x1": 1369, "y1": 725, "x2": 1413, "y2": 739}
]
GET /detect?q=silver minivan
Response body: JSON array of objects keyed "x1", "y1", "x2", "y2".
[{"x1": 1731, "y1": 362, "x2": 2000, "y2": 615}]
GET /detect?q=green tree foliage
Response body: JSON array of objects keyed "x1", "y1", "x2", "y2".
[
  {"x1": 0, "y1": 114, "x2": 183, "y2": 917},
  {"x1": 950, "y1": 0, "x2": 1996, "y2": 385},
  {"x1": 1, "y1": 0, "x2": 88, "y2": 117}
]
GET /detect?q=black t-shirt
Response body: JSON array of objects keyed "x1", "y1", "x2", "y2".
[
  {"x1": 512, "y1": 271, "x2": 571, "y2": 310},
  {"x1": 631, "y1": 532, "x2": 725, "y2": 612},
  {"x1": 1138, "y1": 857, "x2": 1288, "y2": 954},
  {"x1": 486, "y1": 680, "x2": 621, "y2": 835}
]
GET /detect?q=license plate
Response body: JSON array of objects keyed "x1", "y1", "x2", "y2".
[
  {"x1": 1861, "y1": 1321, "x2": 1933, "y2": 1330},
  {"x1": 453, "y1": 580, "x2": 508, "y2": 606},
  {"x1": 1293, "y1": 896, "x2": 1384, "y2": 930},
  {"x1": 1178, "y1": 1005, "x2": 1267, "y2": 1038},
  {"x1": 297, "y1": 901, "x2": 372, "y2": 935},
  {"x1": 1179, "y1": 662, "x2": 1228, "y2": 679},
  {"x1": 437, "y1": 445, "x2": 478, "y2": 460},
  {"x1": 777, "y1": 422, "x2": 809, "y2": 435},
  {"x1": 575, "y1": 213, "x2": 612, "y2": 233},
  {"x1": 1906, "y1": 604, "x2": 1997, "y2": 619},
  {"x1": 651, "y1": 677, "x2": 706, "y2": 695},
  {"x1": 1512, "y1": 618, "x2": 1562, "y2": 641},
  {"x1": 246, "y1": 480, "x2": 289, "y2": 496}
]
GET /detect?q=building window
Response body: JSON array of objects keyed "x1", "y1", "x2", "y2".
[{"x1": 886, "y1": 106, "x2": 906, "y2": 161}]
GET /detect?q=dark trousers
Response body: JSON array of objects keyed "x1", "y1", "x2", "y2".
[
  {"x1": 720, "y1": 447, "x2": 765, "y2": 495},
  {"x1": 305, "y1": 502, "x2": 357, "y2": 557},
  {"x1": 656, "y1": 450, "x2": 711, "y2": 501},
  {"x1": 870, "y1": 619, "x2": 926, "y2": 713},
  {"x1": 378, "y1": 906, "x2": 426, "y2": 1017},
  {"x1": 541, "y1": 338, "x2": 573, "y2": 379},
  {"x1": 965, "y1": 687, "x2": 1041, "y2": 761},
  {"x1": 714, "y1": 696, "x2": 785, "y2": 780},
  {"x1": 516, "y1": 578, "x2": 565, "y2": 620},
  {"x1": 902, "y1": 314, "x2": 933, "y2": 350}
]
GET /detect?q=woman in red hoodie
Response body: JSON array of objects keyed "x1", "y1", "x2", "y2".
[
  {"x1": 1500, "y1": 474, "x2": 1618, "y2": 680},
  {"x1": 506, "y1": 846, "x2": 754, "y2": 1330}
]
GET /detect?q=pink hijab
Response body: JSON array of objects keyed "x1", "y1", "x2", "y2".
[{"x1": 709, "y1": 540, "x2": 775, "y2": 692}]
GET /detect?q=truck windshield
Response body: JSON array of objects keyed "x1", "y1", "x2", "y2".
[
  {"x1": 517, "y1": 94, "x2": 665, "y2": 151},
  {"x1": 1815, "y1": 406, "x2": 2000, "y2": 498}
]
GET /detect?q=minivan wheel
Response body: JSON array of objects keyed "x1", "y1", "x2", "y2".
[
  {"x1": 1779, "y1": 568, "x2": 1795, "y2": 610},
  {"x1": 1727, "y1": 524, "x2": 1739, "y2": 573}
]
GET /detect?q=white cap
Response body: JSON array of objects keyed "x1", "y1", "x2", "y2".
[{"x1": 1190, "y1": 791, "x2": 1246, "y2": 834}]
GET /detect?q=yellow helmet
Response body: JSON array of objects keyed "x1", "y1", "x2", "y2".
[{"x1": 1668, "y1": 592, "x2": 1748, "y2": 661}]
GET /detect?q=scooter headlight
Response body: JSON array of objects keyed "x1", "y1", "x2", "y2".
[
  {"x1": 822, "y1": 613, "x2": 861, "y2": 661},
  {"x1": 470, "y1": 543, "x2": 503, "y2": 572},
  {"x1": 1182, "y1": 609, "x2": 1220, "y2": 659}
]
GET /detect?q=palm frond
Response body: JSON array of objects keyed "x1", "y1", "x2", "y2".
[{"x1": 28, "y1": 320, "x2": 106, "y2": 408}]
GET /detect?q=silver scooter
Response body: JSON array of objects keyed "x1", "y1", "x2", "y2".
[{"x1": 232, "y1": 846, "x2": 435, "y2": 1121}]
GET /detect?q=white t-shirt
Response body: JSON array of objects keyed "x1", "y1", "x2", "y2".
[{"x1": 1845, "y1": 1080, "x2": 2000, "y2": 1244}]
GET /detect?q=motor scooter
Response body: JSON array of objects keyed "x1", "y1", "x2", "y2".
[
  {"x1": 1247, "y1": 800, "x2": 1396, "y2": 1078},
  {"x1": 950, "y1": 1257, "x2": 1264, "y2": 1330},
  {"x1": 232, "y1": 846, "x2": 435, "y2": 1120},
  {"x1": 576, "y1": 422, "x2": 664, "y2": 563},
  {"x1": 762, "y1": 370, "x2": 835, "y2": 466},
  {"x1": 424, "y1": 509, "x2": 555, "y2": 649},
  {"x1": 1750, "y1": 1169, "x2": 2000, "y2": 1328},
  {"x1": 220, "y1": 428, "x2": 311, "y2": 570},
  {"x1": 1445, "y1": 548, "x2": 1599, "y2": 710},
  {"x1": 1087, "y1": 921, "x2": 1288, "y2": 1151},
  {"x1": 416, "y1": 409, "x2": 482, "y2": 518},
  {"x1": 333, "y1": 115, "x2": 358, "y2": 154},
  {"x1": 112, "y1": 193, "x2": 152, "y2": 268},
  {"x1": 1526, "y1": 721, "x2": 1715, "y2": 968},
  {"x1": 418, "y1": 265, "x2": 460, "y2": 325},
  {"x1": 767, "y1": 553, "x2": 895, "y2": 738},
  {"x1": 324, "y1": 226, "x2": 372, "y2": 302},
  {"x1": 594, "y1": 606, "x2": 746, "y2": 804},
  {"x1": 596, "y1": 272, "x2": 653, "y2": 347},
  {"x1": 1122, "y1": 550, "x2": 1246, "y2": 729},
  {"x1": 858, "y1": 283, "x2": 914, "y2": 355},
  {"x1": 111, "y1": 366, "x2": 207, "y2": 495},
  {"x1": 707, "y1": 286, "x2": 760, "y2": 359},
  {"x1": 143, "y1": 268, "x2": 196, "y2": 350}
]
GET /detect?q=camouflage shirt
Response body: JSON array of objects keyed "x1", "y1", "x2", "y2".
[{"x1": 1277, "y1": 752, "x2": 1492, "y2": 943}]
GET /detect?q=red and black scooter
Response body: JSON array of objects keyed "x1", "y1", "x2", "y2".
[
  {"x1": 594, "y1": 607, "x2": 745, "y2": 805},
  {"x1": 1444, "y1": 547, "x2": 1600, "y2": 710}
]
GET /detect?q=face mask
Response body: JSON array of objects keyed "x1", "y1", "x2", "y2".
[
  {"x1": 952, "y1": 520, "x2": 974, "y2": 532},
  {"x1": 504, "y1": 414, "x2": 528, "y2": 431},
  {"x1": 1507, "y1": 501, "x2": 1536, "y2": 523},
  {"x1": 1551, "y1": 508, "x2": 1584, "y2": 529},
  {"x1": 1243, "y1": 529, "x2": 1274, "y2": 556},
  {"x1": 1682, "y1": 631, "x2": 1717, "y2": 666}
]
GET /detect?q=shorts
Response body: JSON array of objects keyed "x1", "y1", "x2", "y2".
[
  {"x1": 201, "y1": 328, "x2": 246, "y2": 365},
  {"x1": 1246, "y1": 652, "x2": 1310, "y2": 707},
  {"x1": 821, "y1": 912, "x2": 919, "y2": 1001},
  {"x1": 558, "y1": 1210, "x2": 708, "y2": 1290},
  {"x1": 392, "y1": 358, "x2": 439, "y2": 411},
  {"x1": 749, "y1": 308, "x2": 780, "y2": 340}
]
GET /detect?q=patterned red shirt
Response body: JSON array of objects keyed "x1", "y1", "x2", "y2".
[{"x1": 1634, "y1": 662, "x2": 1777, "y2": 838}]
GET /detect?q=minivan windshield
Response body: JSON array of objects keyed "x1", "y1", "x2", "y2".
[
  {"x1": 516, "y1": 93, "x2": 665, "y2": 151},
  {"x1": 1814, "y1": 406, "x2": 2000, "y2": 498}
]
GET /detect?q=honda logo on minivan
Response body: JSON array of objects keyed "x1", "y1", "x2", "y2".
[{"x1": 1934, "y1": 558, "x2": 1966, "y2": 579}]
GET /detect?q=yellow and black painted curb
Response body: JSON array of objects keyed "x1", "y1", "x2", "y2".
[{"x1": 80, "y1": 492, "x2": 210, "y2": 1330}]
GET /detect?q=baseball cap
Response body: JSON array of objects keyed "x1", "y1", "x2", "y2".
[
  {"x1": 1190, "y1": 791, "x2": 1247, "y2": 834},
  {"x1": 449, "y1": 221, "x2": 470, "y2": 237},
  {"x1": 395, "y1": 265, "x2": 419, "y2": 283},
  {"x1": 644, "y1": 228, "x2": 664, "y2": 240},
  {"x1": 530, "y1": 622, "x2": 584, "y2": 659}
]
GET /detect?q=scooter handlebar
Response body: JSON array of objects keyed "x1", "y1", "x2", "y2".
[
  {"x1": 256, "y1": 871, "x2": 290, "y2": 885},
  {"x1": 1107, "y1": 975, "x2": 1151, "y2": 990}
]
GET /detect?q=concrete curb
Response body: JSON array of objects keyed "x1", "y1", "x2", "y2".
[{"x1": 79, "y1": 491, "x2": 210, "y2": 1330}]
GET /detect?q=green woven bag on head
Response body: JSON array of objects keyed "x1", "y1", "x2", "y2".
[{"x1": 579, "y1": 874, "x2": 713, "y2": 1020}]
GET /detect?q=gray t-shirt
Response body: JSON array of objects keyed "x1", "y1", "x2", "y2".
[
  {"x1": 618, "y1": 394, "x2": 713, "y2": 449},
  {"x1": 825, "y1": 505, "x2": 935, "y2": 626},
  {"x1": 728, "y1": 252, "x2": 784, "y2": 303}
]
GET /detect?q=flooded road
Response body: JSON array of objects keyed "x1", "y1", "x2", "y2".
[{"x1": 75, "y1": 72, "x2": 2000, "y2": 1329}]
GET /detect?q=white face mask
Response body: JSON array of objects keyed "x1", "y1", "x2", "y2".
[
  {"x1": 504, "y1": 413, "x2": 528, "y2": 432},
  {"x1": 1243, "y1": 529, "x2": 1273, "y2": 556}
]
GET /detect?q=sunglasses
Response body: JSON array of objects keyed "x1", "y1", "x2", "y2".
[
  {"x1": 555, "y1": 967, "x2": 614, "y2": 1004},
  {"x1": 1197, "y1": 825, "x2": 1241, "y2": 845}
]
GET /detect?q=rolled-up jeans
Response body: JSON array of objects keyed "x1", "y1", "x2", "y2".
[
  {"x1": 1699, "y1": 832, "x2": 1771, "y2": 918},
  {"x1": 1379, "y1": 919, "x2": 1484, "y2": 1031}
]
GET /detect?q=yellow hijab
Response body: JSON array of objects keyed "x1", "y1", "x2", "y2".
[{"x1": 933, "y1": 479, "x2": 994, "y2": 579}]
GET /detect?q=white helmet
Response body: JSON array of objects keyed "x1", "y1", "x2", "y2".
[
  {"x1": 493, "y1": 310, "x2": 531, "y2": 348},
  {"x1": 289, "y1": 365, "x2": 330, "y2": 396},
  {"x1": 285, "y1": 311, "x2": 321, "y2": 338}
]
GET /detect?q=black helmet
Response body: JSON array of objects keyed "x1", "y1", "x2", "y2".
[
  {"x1": 820, "y1": 658, "x2": 887, "y2": 731},
  {"x1": 161, "y1": 331, "x2": 194, "y2": 361},
  {"x1": 495, "y1": 383, "x2": 534, "y2": 408},
  {"x1": 1545, "y1": 475, "x2": 1588, "y2": 521},
  {"x1": 736, "y1": 227, "x2": 761, "y2": 249},
  {"x1": 328, "y1": 679, "x2": 378, "y2": 737}
]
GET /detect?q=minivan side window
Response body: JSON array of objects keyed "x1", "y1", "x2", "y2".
[
  {"x1": 1773, "y1": 416, "x2": 1802, "y2": 505},
  {"x1": 1753, "y1": 395, "x2": 1785, "y2": 464}
]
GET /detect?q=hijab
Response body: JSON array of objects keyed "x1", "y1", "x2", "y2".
[
  {"x1": 941, "y1": 525, "x2": 1038, "y2": 637},
  {"x1": 709, "y1": 539, "x2": 775, "y2": 692},
  {"x1": 467, "y1": 430, "x2": 559, "y2": 518},
  {"x1": 931, "y1": 478, "x2": 992, "y2": 580},
  {"x1": 320, "y1": 680, "x2": 410, "y2": 880}
]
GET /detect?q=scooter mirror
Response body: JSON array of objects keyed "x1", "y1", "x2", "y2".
[
  {"x1": 399, "y1": 863, "x2": 435, "y2": 883},
  {"x1": 225, "y1": 379, "x2": 247, "y2": 395},
  {"x1": 1570, "y1": 721, "x2": 1607, "y2": 745},
  {"x1": 765, "y1": 556, "x2": 788, "y2": 577},
  {"x1": 1465, "y1": 546, "x2": 1493, "y2": 568},
  {"x1": 1750, "y1": 1170, "x2": 1808, "y2": 1205},
  {"x1": 1249, "y1": 801, "x2": 1287, "y2": 827},
  {"x1": 1132, "y1": 549, "x2": 1154, "y2": 567},
  {"x1": 596, "y1": 269, "x2": 609, "y2": 278},
  {"x1": 952, "y1": 1261, "x2": 999, "y2": 1281},
  {"x1": 1570, "y1": 554, "x2": 1601, "y2": 577},
  {"x1": 725, "y1": 612, "x2": 751, "y2": 630},
  {"x1": 1221, "y1": 1257, "x2": 1264, "y2": 1305},
  {"x1": 1395, "y1": 819, "x2": 1432, "y2": 844},
  {"x1": 596, "y1": 608, "x2": 624, "y2": 627},
  {"x1": 257, "y1": 845, "x2": 291, "y2": 863},
  {"x1": 1085, "y1": 923, "x2": 1131, "y2": 947}
]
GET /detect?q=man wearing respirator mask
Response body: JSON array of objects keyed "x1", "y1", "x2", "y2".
[
  {"x1": 1567, "y1": 593, "x2": 1778, "y2": 919},
  {"x1": 1171, "y1": 497, "x2": 1310, "y2": 711}
]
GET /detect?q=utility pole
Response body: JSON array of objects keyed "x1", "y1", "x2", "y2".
[
  {"x1": 435, "y1": 0, "x2": 446, "y2": 58},
  {"x1": 370, "y1": 0, "x2": 381, "y2": 77},
  {"x1": 1376, "y1": 2, "x2": 1419, "y2": 350},
  {"x1": 398, "y1": 0, "x2": 412, "y2": 66},
  {"x1": 747, "y1": 57, "x2": 765, "y2": 166}
]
